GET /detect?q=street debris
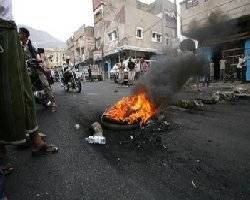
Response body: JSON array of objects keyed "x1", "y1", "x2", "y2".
[
  {"x1": 86, "y1": 122, "x2": 106, "y2": 144},
  {"x1": 192, "y1": 180, "x2": 197, "y2": 188},
  {"x1": 74, "y1": 124, "x2": 80, "y2": 130},
  {"x1": 234, "y1": 87, "x2": 250, "y2": 98},
  {"x1": 212, "y1": 91, "x2": 236, "y2": 102},
  {"x1": 85, "y1": 136, "x2": 106, "y2": 144},
  {"x1": 91, "y1": 122, "x2": 103, "y2": 136},
  {"x1": 176, "y1": 99, "x2": 204, "y2": 109}
]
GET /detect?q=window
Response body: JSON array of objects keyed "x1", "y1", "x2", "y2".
[
  {"x1": 186, "y1": 0, "x2": 199, "y2": 9},
  {"x1": 108, "y1": 30, "x2": 118, "y2": 42},
  {"x1": 166, "y1": 38, "x2": 169, "y2": 46},
  {"x1": 136, "y1": 27, "x2": 143, "y2": 39},
  {"x1": 152, "y1": 32, "x2": 162, "y2": 43},
  {"x1": 95, "y1": 38, "x2": 101, "y2": 49}
]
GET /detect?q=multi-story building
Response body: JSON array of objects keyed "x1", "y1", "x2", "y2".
[
  {"x1": 92, "y1": 0, "x2": 177, "y2": 75},
  {"x1": 180, "y1": 0, "x2": 250, "y2": 80},
  {"x1": 44, "y1": 48, "x2": 65, "y2": 68},
  {"x1": 66, "y1": 26, "x2": 95, "y2": 65}
]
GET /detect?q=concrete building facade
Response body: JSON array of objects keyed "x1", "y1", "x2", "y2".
[
  {"x1": 180, "y1": 0, "x2": 250, "y2": 80},
  {"x1": 44, "y1": 48, "x2": 65, "y2": 68},
  {"x1": 66, "y1": 25, "x2": 95, "y2": 65},
  {"x1": 92, "y1": 0, "x2": 177, "y2": 76}
]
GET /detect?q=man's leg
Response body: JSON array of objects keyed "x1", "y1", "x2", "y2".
[{"x1": 38, "y1": 72, "x2": 56, "y2": 110}]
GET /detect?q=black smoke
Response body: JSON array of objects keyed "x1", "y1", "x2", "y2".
[
  {"x1": 188, "y1": 11, "x2": 239, "y2": 46},
  {"x1": 134, "y1": 52, "x2": 208, "y2": 106}
]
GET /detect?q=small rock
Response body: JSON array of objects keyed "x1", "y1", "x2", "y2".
[
  {"x1": 130, "y1": 136, "x2": 134, "y2": 140},
  {"x1": 117, "y1": 157, "x2": 120, "y2": 161},
  {"x1": 196, "y1": 160, "x2": 200, "y2": 163},
  {"x1": 36, "y1": 194, "x2": 40, "y2": 197}
]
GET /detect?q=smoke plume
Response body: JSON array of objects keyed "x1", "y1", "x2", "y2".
[
  {"x1": 134, "y1": 52, "x2": 208, "y2": 106},
  {"x1": 188, "y1": 11, "x2": 239, "y2": 46}
]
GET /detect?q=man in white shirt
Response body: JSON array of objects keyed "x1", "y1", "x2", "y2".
[{"x1": 237, "y1": 55, "x2": 244, "y2": 80}]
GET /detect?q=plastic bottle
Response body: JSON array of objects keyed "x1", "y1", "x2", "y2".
[{"x1": 85, "y1": 136, "x2": 106, "y2": 144}]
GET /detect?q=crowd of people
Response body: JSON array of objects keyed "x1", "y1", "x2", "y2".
[
  {"x1": 115, "y1": 57, "x2": 149, "y2": 85},
  {"x1": 216, "y1": 55, "x2": 247, "y2": 83}
]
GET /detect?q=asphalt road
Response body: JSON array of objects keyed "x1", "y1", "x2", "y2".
[{"x1": 5, "y1": 81, "x2": 250, "y2": 200}]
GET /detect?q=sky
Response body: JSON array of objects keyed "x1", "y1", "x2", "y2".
[{"x1": 12, "y1": 0, "x2": 177, "y2": 42}]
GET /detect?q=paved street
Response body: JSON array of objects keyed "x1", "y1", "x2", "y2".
[{"x1": 5, "y1": 81, "x2": 250, "y2": 200}]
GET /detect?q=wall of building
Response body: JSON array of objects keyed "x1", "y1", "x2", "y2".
[
  {"x1": 44, "y1": 48, "x2": 65, "y2": 67},
  {"x1": 180, "y1": 0, "x2": 250, "y2": 35},
  {"x1": 93, "y1": 0, "x2": 177, "y2": 58}
]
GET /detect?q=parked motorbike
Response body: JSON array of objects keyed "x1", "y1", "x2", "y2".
[
  {"x1": 61, "y1": 68, "x2": 82, "y2": 93},
  {"x1": 26, "y1": 59, "x2": 53, "y2": 107}
]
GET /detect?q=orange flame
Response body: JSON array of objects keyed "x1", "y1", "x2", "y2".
[{"x1": 104, "y1": 91, "x2": 157, "y2": 125}]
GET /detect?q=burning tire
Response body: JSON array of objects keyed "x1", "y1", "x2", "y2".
[{"x1": 101, "y1": 114, "x2": 140, "y2": 130}]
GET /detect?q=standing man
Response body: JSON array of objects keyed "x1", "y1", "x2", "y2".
[
  {"x1": 237, "y1": 55, "x2": 244, "y2": 81},
  {"x1": 135, "y1": 59, "x2": 141, "y2": 80},
  {"x1": 219, "y1": 58, "x2": 226, "y2": 81},
  {"x1": 118, "y1": 59, "x2": 125, "y2": 84},
  {"x1": 128, "y1": 58, "x2": 136, "y2": 85},
  {"x1": 19, "y1": 27, "x2": 56, "y2": 112},
  {"x1": 88, "y1": 65, "x2": 93, "y2": 82}
]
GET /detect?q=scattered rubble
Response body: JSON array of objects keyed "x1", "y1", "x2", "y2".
[
  {"x1": 176, "y1": 100, "x2": 204, "y2": 109},
  {"x1": 234, "y1": 87, "x2": 250, "y2": 99}
]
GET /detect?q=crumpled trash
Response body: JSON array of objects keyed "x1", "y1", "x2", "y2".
[
  {"x1": 85, "y1": 136, "x2": 106, "y2": 144},
  {"x1": 74, "y1": 124, "x2": 80, "y2": 130}
]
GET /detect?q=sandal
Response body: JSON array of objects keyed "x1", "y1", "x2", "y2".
[{"x1": 32, "y1": 144, "x2": 58, "y2": 157}]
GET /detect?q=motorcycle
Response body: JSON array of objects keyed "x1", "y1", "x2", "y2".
[
  {"x1": 26, "y1": 59, "x2": 53, "y2": 108},
  {"x1": 61, "y1": 67, "x2": 82, "y2": 93}
]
